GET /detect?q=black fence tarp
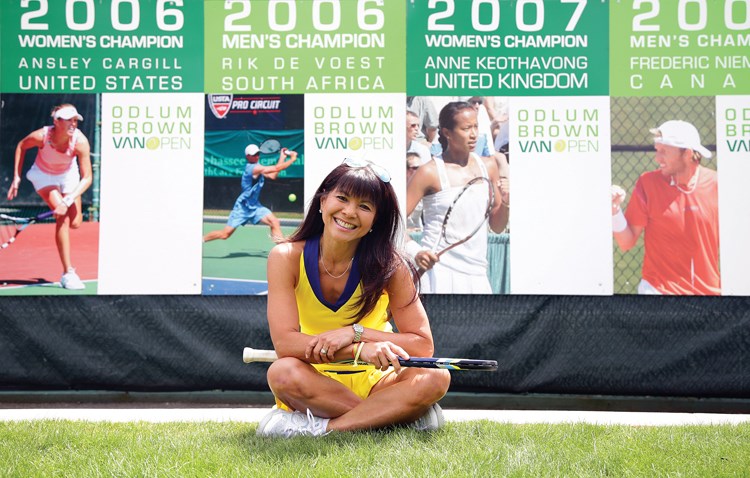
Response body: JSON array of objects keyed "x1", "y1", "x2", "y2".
[{"x1": 0, "y1": 295, "x2": 748, "y2": 399}]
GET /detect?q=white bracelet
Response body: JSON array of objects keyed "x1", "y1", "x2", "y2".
[
  {"x1": 62, "y1": 196, "x2": 74, "y2": 207},
  {"x1": 612, "y1": 210, "x2": 628, "y2": 233}
]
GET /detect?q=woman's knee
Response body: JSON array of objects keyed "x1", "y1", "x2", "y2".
[
  {"x1": 266, "y1": 357, "x2": 310, "y2": 394},
  {"x1": 408, "y1": 368, "x2": 451, "y2": 403},
  {"x1": 426, "y1": 369, "x2": 451, "y2": 398}
]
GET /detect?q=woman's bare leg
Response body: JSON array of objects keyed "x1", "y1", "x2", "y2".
[{"x1": 267, "y1": 358, "x2": 450, "y2": 432}]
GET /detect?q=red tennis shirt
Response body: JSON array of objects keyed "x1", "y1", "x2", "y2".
[{"x1": 625, "y1": 167, "x2": 720, "y2": 295}]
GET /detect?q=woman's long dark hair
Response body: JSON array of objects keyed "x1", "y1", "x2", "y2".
[
  {"x1": 288, "y1": 163, "x2": 414, "y2": 320},
  {"x1": 437, "y1": 101, "x2": 474, "y2": 152}
]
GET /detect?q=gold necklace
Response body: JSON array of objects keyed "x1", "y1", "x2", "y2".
[{"x1": 319, "y1": 245, "x2": 353, "y2": 279}]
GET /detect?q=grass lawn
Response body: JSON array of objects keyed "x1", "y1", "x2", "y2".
[{"x1": 1, "y1": 420, "x2": 749, "y2": 477}]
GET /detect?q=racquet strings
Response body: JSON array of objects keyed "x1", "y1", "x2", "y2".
[
  {"x1": 442, "y1": 178, "x2": 492, "y2": 245},
  {"x1": 259, "y1": 139, "x2": 281, "y2": 154},
  {"x1": 0, "y1": 207, "x2": 52, "y2": 249},
  {"x1": 0, "y1": 214, "x2": 18, "y2": 248}
]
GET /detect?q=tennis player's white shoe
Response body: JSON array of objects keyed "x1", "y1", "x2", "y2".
[
  {"x1": 257, "y1": 408, "x2": 330, "y2": 438},
  {"x1": 60, "y1": 269, "x2": 85, "y2": 290},
  {"x1": 408, "y1": 403, "x2": 445, "y2": 431}
]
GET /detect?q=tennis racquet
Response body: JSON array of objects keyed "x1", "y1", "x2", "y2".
[
  {"x1": 417, "y1": 176, "x2": 494, "y2": 278},
  {"x1": 259, "y1": 138, "x2": 281, "y2": 154},
  {"x1": 242, "y1": 347, "x2": 498, "y2": 371},
  {"x1": 0, "y1": 210, "x2": 54, "y2": 251}
]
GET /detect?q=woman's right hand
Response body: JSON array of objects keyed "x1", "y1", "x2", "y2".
[
  {"x1": 414, "y1": 250, "x2": 439, "y2": 272},
  {"x1": 6, "y1": 177, "x2": 20, "y2": 200},
  {"x1": 306, "y1": 327, "x2": 359, "y2": 363}
]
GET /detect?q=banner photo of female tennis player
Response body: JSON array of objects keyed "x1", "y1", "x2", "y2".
[
  {"x1": 0, "y1": 93, "x2": 101, "y2": 295},
  {"x1": 0, "y1": 0, "x2": 748, "y2": 296}
]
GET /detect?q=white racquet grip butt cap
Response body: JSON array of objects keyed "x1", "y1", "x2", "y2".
[{"x1": 242, "y1": 347, "x2": 278, "y2": 363}]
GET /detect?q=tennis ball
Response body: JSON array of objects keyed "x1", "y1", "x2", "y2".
[
  {"x1": 348, "y1": 136, "x2": 363, "y2": 150},
  {"x1": 288, "y1": 193, "x2": 297, "y2": 202},
  {"x1": 146, "y1": 137, "x2": 160, "y2": 150},
  {"x1": 554, "y1": 140, "x2": 567, "y2": 152}
]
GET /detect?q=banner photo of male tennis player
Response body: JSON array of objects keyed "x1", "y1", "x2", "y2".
[
  {"x1": 609, "y1": 1, "x2": 749, "y2": 296},
  {"x1": 610, "y1": 96, "x2": 719, "y2": 296},
  {"x1": 202, "y1": 94, "x2": 305, "y2": 295}
]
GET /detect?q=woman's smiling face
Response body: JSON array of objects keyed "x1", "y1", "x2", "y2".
[{"x1": 320, "y1": 187, "x2": 377, "y2": 241}]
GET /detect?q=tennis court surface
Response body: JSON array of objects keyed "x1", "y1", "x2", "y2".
[
  {"x1": 202, "y1": 221, "x2": 297, "y2": 295},
  {"x1": 0, "y1": 222, "x2": 99, "y2": 295}
]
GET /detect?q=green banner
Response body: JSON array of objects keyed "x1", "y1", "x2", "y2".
[
  {"x1": 610, "y1": 0, "x2": 750, "y2": 96},
  {"x1": 204, "y1": 129, "x2": 305, "y2": 178},
  {"x1": 204, "y1": 154, "x2": 304, "y2": 178},
  {"x1": 204, "y1": 0, "x2": 405, "y2": 93},
  {"x1": 406, "y1": 0, "x2": 609, "y2": 96},
  {"x1": 0, "y1": 0, "x2": 204, "y2": 92}
]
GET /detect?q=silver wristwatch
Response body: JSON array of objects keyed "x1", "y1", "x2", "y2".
[{"x1": 352, "y1": 323, "x2": 364, "y2": 343}]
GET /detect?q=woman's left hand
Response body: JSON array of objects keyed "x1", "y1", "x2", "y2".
[
  {"x1": 305, "y1": 327, "x2": 359, "y2": 363},
  {"x1": 497, "y1": 176, "x2": 509, "y2": 206},
  {"x1": 53, "y1": 202, "x2": 69, "y2": 216}
]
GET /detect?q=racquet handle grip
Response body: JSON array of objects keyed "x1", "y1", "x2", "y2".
[{"x1": 242, "y1": 347, "x2": 278, "y2": 363}]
